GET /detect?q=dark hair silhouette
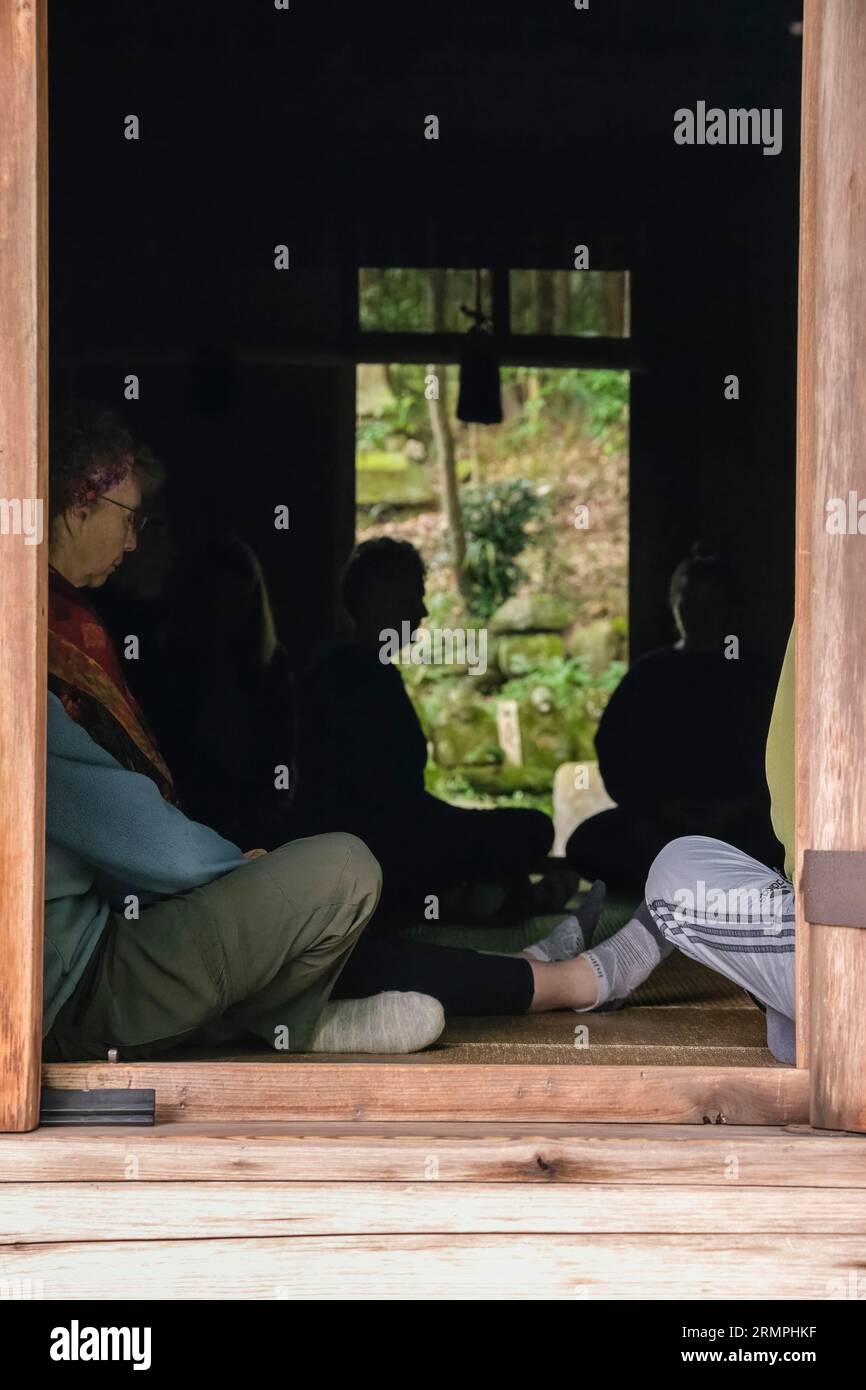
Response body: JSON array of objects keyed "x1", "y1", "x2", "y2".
[
  {"x1": 668, "y1": 542, "x2": 740, "y2": 647},
  {"x1": 341, "y1": 537, "x2": 426, "y2": 622},
  {"x1": 669, "y1": 541, "x2": 737, "y2": 609},
  {"x1": 165, "y1": 535, "x2": 280, "y2": 679}
]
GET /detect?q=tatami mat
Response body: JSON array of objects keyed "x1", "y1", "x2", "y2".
[{"x1": 165, "y1": 950, "x2": 775, "y2": 1066}]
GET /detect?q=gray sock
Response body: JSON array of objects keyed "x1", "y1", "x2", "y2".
[
  {"x1": 308, "y1": 992, "x2": 445, "y2": 1054},
  {"x1": 575, "y1": 901, "x2": 673, "y2": 1010},
  {"x1": 525, "y1": 880, "x2": 607, "y2": 961}
]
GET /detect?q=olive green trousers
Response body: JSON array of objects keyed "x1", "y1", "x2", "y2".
[{"x1": 43, "y1": 833, "x2": 381, "y2": 1061}]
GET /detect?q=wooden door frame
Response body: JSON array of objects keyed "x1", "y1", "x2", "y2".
[
  {"x1": 0, "y1": 0, "x2": 48, "y2": 1134},
  {"x1": 2, "y1": 0, "x2": 864, "y2": 1133},
  {"x1": 795, "y1": 0, "x2": 866, "y2": 1131}
]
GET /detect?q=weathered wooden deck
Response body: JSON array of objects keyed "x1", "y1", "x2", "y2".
[{"x1": 3, "y1": 1116, "x2": 865, "y2": 1299}]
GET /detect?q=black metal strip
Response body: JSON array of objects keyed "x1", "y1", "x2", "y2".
[{"x1": 39, "y1": 1088, "x2": 156, "y2": 1127}]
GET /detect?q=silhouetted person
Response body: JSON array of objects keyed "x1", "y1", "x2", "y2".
[
  {"x1": 292, "y1": 538, "x2": 554, "y2": 923},
  {"x1": 566, "y1": 544, "x2": 780, "y2": 890},
  {"x1": 152, "y1": 535, "x2": 295, "y2": 850}
]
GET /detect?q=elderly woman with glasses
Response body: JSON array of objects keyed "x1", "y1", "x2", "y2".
[
  {"x1": 46, "y1": 409, "x2": 174, "y2": 797},
  {"x1": 42, "y1": 407, "x2": 458, "y2": 1060}
]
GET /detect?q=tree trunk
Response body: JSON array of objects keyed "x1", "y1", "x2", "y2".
[
  {"x1": 427, "y1": 269, "x2": 469, "y2": 601},
  {"x1": 427, "y1": 361, "x2": 469, "y2": 602},
  {"x1": 536, "y1": 269, "x2": 555, "y2": 334},
  {"x1": 553, "y1": 271, "x2": 570, "y2": 334},
  {"x1": 603, "y1": 273, "x2": 626, "y2": 336}
]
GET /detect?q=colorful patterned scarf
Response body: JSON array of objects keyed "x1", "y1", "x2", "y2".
[{"x1": 48, "y1": 566, "x2": 175, "y2": 801}]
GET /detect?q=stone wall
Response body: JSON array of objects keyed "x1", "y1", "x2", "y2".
[{"x1": 409, "y1": 594, "x2": 626, "y2": 802}]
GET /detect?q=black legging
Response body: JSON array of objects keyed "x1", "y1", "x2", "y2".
[
  {"x1": 331, "y1": 930, "x2": 535, "y2": 1015},
  {"x1": 295, "y1": 793, "x2": 554, "y2": 925},
  {"x1": 287, "y1": 794, "x2": 549, "y2": 1012},
  {"x1": 567, "y1": 804, "x2": 782, "y2": 893}
]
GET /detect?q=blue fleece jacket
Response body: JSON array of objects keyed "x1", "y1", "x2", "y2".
[{"x1": 44, "y1": 692, "x2": 247, "y2": 1035}]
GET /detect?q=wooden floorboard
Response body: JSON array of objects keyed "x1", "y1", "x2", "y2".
[
  {"x1": 3, "y1": 1119, "x2": 863, "y2": 1299},
  {"x1": 4, "y1": 1180, "x2": 866, "y2": 1241},
  {"x1": 3, "y1": 1233, "x2": 864, "y2": 1299},
  {"x1": 2, "y1": 1120, "x2": 864, "y2": 1184}
]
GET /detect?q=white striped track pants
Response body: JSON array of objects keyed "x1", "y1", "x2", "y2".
[{"x1": 645, "y1": 835, "x2": 796, "y2": 1063}]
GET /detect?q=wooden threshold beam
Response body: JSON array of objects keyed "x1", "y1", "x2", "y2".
[{"x1": 42, "y1": 1061, "x2": 809, "y2": 1126}]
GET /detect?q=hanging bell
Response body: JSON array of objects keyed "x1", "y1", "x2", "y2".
[{"x1": 457, "y1": 324, "x2": 503, "y2": 424}]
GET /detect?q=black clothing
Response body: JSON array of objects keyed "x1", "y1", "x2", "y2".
[
  {"x1": 566, "y1": 645, "x2": 780, "y2": 890},
  {"x1": 293, "y1": 638, "x2": 554, "y2": 920}
]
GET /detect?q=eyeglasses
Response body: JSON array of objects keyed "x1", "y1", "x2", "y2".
[{"x1": 98, "y1": 495, "x2": 149, "y2": 533}]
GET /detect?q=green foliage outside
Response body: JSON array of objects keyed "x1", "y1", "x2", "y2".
[
  {"x1": 424, "y1": 763, "x2": 556, "y2": 818},
  {"x1": 359, "y1": 268, "x2": 490, "y2": 336},
  {"x1": 355, "y1": 452, "x2": 433, "y2": 507},
  {"x1": 500, "y1": 367, "x2": 629, "y2": 456},
  {"x1": 461, "y1": 479, "x2": 546, "y2": 619},
  {"x1": 355, "y1": 271, "x2": 630, "y2": 817},
  {"x1": 360, "y1": 266, "x2": 628, "y2": 344},
  {"x1": 500, "y1": 653, "x2": 626, "y2": 720},
  {"x1": 356, "y1": 363, "x2": 430, "y2": 451},
  {"x1": 357, "y1": 362, "x2": 628, "y2": 464},
  {"x1": 411, "y1": 653, "x2": 626, "y2": 819}
]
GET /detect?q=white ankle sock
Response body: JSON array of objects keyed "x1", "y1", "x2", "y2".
[
  {"x1": 574, "y1": 905, "x2": 672, "y2": 1010},
  {"x1": 308, "y1": 992, "x2": 445, "y2": 1054},
  {"x1": 524, "y1": 880, "x2": 606, "y2": 962},
  {"x1": 524, "y1": 915, "x2": 585, "y2": 962}
]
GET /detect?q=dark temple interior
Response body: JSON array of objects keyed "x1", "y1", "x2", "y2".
[{"x1": 46, "y1": 0, "x2": 804, "y2": 1065}]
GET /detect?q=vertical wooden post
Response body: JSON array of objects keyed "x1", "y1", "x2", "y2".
[
  {"x1": 0, "y1": 0, "x2": 48, "y2": 1132},
  {"x1": 797, "y1": 0, "x2": 866, "y2": 1131},
  {"x1": 793, "y1": 0, "x2": 819, "y2": 1072}
]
